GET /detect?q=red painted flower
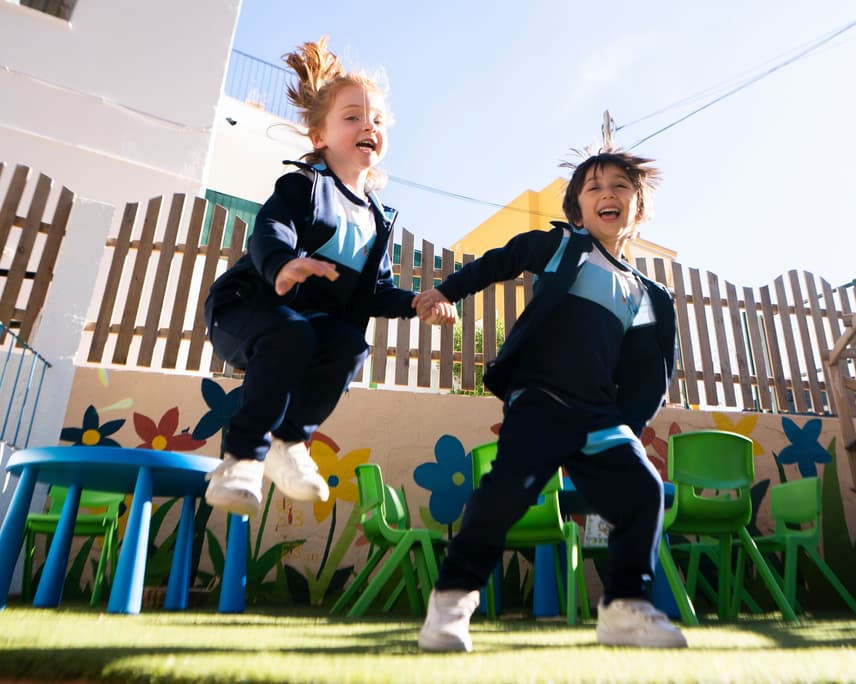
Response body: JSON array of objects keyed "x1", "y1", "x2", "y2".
[
  {"x1": 641, "y1": 422, "x2": 681, "y2": 479},
  {"x1": 134, "y1": 407, "x2": 207, "y2": 451}
]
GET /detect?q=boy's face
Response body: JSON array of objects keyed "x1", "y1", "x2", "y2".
[{"x1": 577, "y1": 163, "x2": 640, "y2": 257}]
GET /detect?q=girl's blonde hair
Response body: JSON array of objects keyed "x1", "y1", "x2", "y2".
[{"x1": 283, "y1": 37, "x2": 388, "y2": 190}]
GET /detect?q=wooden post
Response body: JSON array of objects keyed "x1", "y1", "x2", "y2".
[
  {"x1": 824, "y1": 313, "x2": 856, "y2": 485},
  {"x1": 602, "y1": 110, "x2": 614, "y2": 148}
]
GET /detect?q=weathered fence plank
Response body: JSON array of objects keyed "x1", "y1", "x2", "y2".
[
  {"x1": 708, "y1": 272, "x2": 736, "y2": 407},
  {"x1": 460, "y1": 254, "x2": 475, "y2": 391},
  {"x1": 725, "y1": 281, "x2": 756, "y2": 409},
  {"x1": 439, "y1": 248, "x2": 455, "y2": 389},
  {"x1": 757, "y1": 285, "x2": 785, "y2": 411},
  {"x1": 113, "y1": 196, "x2": 161, "y2": 365},
  {"x1": 394, "y1": 230, "x2": 415, "y2": 386},
  {"x1": 88, "y1": 202, "x2": 136, "y2": 363},
  {"x1": 163, "y1": 196, "x2": 205, "y2": 370},
  {"x1": 774, "y1": 276, "x2": 807, "y2": 413},
  {"x1": 416, "y1": 239, "x2": 434, "y2": 388},
  {"x1": 138, "y1": 194, "x2": 183, "y2": 367}
]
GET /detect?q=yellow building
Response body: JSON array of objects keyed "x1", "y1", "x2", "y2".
[{"x1": 450, "y1": 177, "x2": 677, "y2": 320}]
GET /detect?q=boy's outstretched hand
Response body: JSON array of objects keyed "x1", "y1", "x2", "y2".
[
  {"x1": 275, "y1": 257, "x2": 339, "y2": 296},
  {"x1": 413, "y1": 288, "x2": 457, "y2": 326}
]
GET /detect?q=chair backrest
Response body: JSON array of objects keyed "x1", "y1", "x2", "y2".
[
  {"x1": 770, "y1": 476, "x2": 821, "y2": 539},
  {"x1": 383, "y1": 484, "x2": 409, "y2": 529},
  {"x1": 47, "y1": 486, "x2": 124, "y2": 517},
  {"x1": 471, "y1": 441, "x2": 564, "y2": 545},
  {"x1": 668, "y1": 431, "x2": 755, "y2": 490},
  {"x1": 665, "y1": 430, "x2": 755, "y2": 534},
  {"x1": 355, "y1": 463, "x2": 407, "y2": 545}
]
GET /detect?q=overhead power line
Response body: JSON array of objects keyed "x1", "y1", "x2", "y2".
[
  {"x1": 398, "y1": 19, "x2": 856, "y2": 213},
  {"x1": 623, "y1": 18, "x2": 856, "y2": 150},
  {"x1": 388, "y1": 175, "x2": 565, "y2": 222}
]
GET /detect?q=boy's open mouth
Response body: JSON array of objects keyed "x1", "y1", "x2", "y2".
[
  {"x1": 598, "y1": 208, "x2": 620, "y2": 218},
  {"x1": 356, "y1": 139, "x2": 376, "y2": 150}
]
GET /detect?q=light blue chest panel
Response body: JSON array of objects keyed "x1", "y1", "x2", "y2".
[
  {"x1": 312, "y1": 191, "x2": 377, "y2": 273},
  {"x1": 571, "y1": 251, "x2": 643, "y2": 332},
  {"x1": 542, "y1": 235, "x2": 643, "y2": 332}
]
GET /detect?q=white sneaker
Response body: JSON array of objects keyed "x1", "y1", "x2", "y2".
[
  {"x1": 418, "y1": 589, "x2": 480, "y2": 652},
  {"x1": 265, "y1": 439, "x2": 329, "y2": 502},
  {"x1": 204, "y1": 454, "x2": 264, "y2": 517},
  {"x1": 596, "y1": 598, "x2": 688, "y2": 648}
]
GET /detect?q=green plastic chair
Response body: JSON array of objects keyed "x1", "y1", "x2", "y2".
[
  {"x1": 22, "y1": 485, "x2": 124, "y2": 607},
  {"x1": 738, "y1": 476, "x2": 856, "y2": 614},
  {"x1": 659, "y1": 430, "x2": 797, "y2": 621},
  {"x1": 330, "y1": 463, "x2": 445, "y2": 617},
  {"x1": 472, "y1": 441, "x2": 589, "y2": 625},
  {"x1": 374, "y1": 483, "x2": 424, "y2": 613}
]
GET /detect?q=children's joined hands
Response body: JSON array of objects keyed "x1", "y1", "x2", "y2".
[{"x1": 413, "y1": 289, "x2": 456, "y2": 326}]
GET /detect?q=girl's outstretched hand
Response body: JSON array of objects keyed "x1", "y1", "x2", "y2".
[
  {"x1": 275, "y1": 258, "x2": 339, "y2": 296},
  {"x1": 413, "y1": 289, "x2": 457, "y2": 326}
]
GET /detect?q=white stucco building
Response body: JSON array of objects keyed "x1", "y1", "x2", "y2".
[{"x1": 0, "y1": 0, "x2": 243, "y2": 204}]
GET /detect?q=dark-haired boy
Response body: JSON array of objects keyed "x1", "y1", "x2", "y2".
[{"x1": 414, "y1": 149, "x2": 686, "y2": 651}]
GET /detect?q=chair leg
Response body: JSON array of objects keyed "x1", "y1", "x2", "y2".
[
  {"x1": 737, "y1": 528, "x2": 798, "y2": 622},
  {"x1": 731, "y1": 545, "x2": 746, "y2": 618},
  {"x1": 692, "y1": 570, "x2": 716, "y2": 605},
  {"x1": 783, "y1": 539, "x2": 799, "y2": 610},
  {"x1": 90, "y1": 530, "x2": 111, "y2": 607},
  {"x1": 805, "y1": 547, "x2": 856, "y2": 614},
  {"x1": 685, "y1": 544, "x2": 702, "y2": 601},
  {"x1": 330, "y1": 547, "x2": 386, "y2": 615},
  {"x1": 485, "y1": 566, "x2": 499, "y2": 620},
  {"x1": 716, "y1": 535, "x2": 734, "y2": 619},
  {"x1": 414, "y1": 536, "x2": 441, "y2": 610},
  {"x1": 737, "y1": 546, "x2": 783, "y2": 614},
  {"x1": 22, "y1": 529, "x2": 35, "y2": 603},
  {"x1": 562, "y1": 532, "x2": 574, "y2": 625},
  {"x1": 348, "y1": 537, "x2": 419, "y2": 617},
  {"x1": 657, "y1": 536, "x2": 699, "y2": 626},
  {"x1": 576, "y1": 558, "x2": 591, "y2": 620},
  {"x1": 552, "y1": 543, "x2": 569, "y2": 622},
  {"x1": 394, "y1": 556, "x2": 422, "y2": 615}
]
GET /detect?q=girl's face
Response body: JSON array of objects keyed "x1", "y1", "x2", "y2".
[
  {"x1": 309, "y1": 84, "x2": 387, "y2": 190},
  {"x1": 576, "y1": 163, "x2": 640, "y2": 256}
]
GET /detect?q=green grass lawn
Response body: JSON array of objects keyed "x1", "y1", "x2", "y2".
[{"x1": 1, "y1": 603, "x2": 856, "y2": 683}]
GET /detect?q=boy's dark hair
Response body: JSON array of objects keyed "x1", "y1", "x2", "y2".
[{"x1": 561, "y1": 147, "x2": 661, "y2": 226}]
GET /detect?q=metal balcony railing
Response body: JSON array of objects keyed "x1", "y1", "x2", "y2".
[
  {"x1": 0, "y1": 323, "x2": 51, "y2": 449},
  {"x1": 224, "y1": 49, "x2": 300, "y2": 122}
]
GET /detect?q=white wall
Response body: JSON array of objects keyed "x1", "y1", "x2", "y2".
[
  {"x1": 0, "y1": 0, "x2": 242, "y2": 206},
  {"x1": 205, "y1": 96, "x2": 310, "y2": 204}
]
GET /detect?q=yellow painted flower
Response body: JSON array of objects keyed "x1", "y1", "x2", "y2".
[
  {"x1": 712, "y1": 412, "x2": 764, "y2": 455},
  {"x1": 309, "y1": 432, "x2": 370, "y2": 522}
]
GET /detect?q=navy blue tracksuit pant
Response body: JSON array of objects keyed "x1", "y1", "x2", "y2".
[
  {"x1": 207, "y1": 297, "x2": 369, "y2": 461},
  {"x1": 436, "y1": 388, "x2": 664, "y2": 602}
]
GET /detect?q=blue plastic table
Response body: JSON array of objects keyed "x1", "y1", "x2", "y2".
[{"x1": 0, "y1": 446, "x2": 247, "y2": 614}]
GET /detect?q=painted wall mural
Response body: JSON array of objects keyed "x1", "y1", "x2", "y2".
[{"x1": 33, "y1": 366, "x2": 856, "y2": 614}]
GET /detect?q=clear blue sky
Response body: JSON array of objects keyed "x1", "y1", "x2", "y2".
[{"x1": 233, "y1": 1, "x2": 856, "y2": 289}]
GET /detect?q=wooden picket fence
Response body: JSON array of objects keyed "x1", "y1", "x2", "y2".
[
  {"x1": 0, "y1": 164, "x2": 73, "y2": 343},
  {"x1": 0, "y1": 171, "x2": 854, "y2": 421}
]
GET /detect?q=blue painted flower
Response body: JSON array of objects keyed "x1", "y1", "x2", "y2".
[
  {"x1": 776, "y1": 417, "x2": 831, "y2": 477},
  {"x1": 413, "y1": 434, "x2": 472, "y2": 525},
  {"x1": 60, "y1": 405, "x2": 124, "y2": 447},
  {"x1": 191, "y1": 378, "x2": 241, "y2": 440}
]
